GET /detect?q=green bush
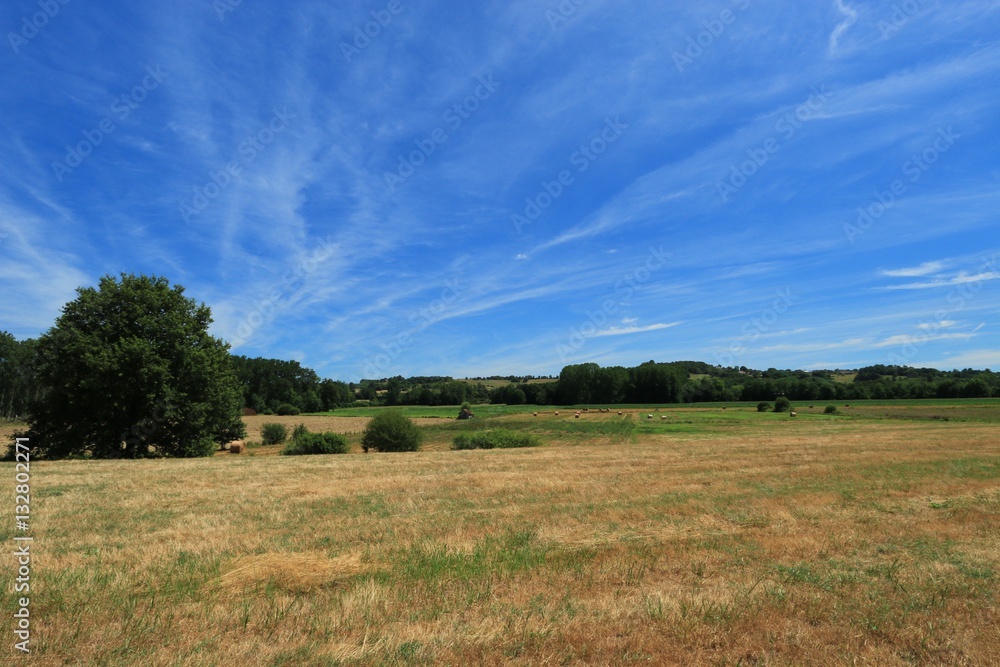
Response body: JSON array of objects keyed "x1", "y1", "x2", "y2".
[
  {"x1": 824, "y1": 405, "x2": 838, "y2": 414},
  {"x1": 452, "y1": 429, "x2": 541, "y2": 451},
  {"x1": 276, "y1": 404, "x2": 300, "y2": 416},
  {"x1": 283, "y1": 431, "x2": 348, "y2": 456},
  {"x1": 756, "y1": 402, "x2": 771, "y2": 412},
  {"x1": 362, "y1": 410, "x2": 423, "y2": 453},
  {"x1": 291, "y1": 423, "x2": 309, "y2": 443},
  {"x1": 773, "y1": 396, "x2": 792, "y2": 413},
  {"x1": 261, "y1": 423, "x2": 288, "y2": 445}
]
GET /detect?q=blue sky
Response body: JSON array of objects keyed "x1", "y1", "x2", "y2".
[{"x1": 1, "y1": 0, "x2": 998, "y2": 381}]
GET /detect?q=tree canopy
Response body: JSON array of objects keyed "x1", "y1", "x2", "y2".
[{"x1": 26, "y1": 274, "x2": 245, "y2": 458}]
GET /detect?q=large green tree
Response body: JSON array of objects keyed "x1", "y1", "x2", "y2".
[
  {"x1": 27, "y1": 274, "x2": 245, "y2": 458},
  {"x1": 627, "y1": 361, "x2": 684, "y2": 404}
]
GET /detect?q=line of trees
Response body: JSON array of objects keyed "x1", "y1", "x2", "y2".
[
  {"x1": 5, "y1": 343, "x2": 998, "y2": 424},
  {"x1": 358, "y1": 377, "x2": 492, "y2": 407},
  {"x1": 5, "y1": 339, "x2": 998, "y2": 424},
  {"x1": 231, "y1": 356, "x2": 354, "y2": 414},
  {"x1": 529, "y1": 361, "x2": 998, "y2": 405},
  {"x1": 0, "y1": 332, "x2": 38, "y2": 420}
]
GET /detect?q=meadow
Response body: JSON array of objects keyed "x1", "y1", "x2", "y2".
[{"x1": 1, "y1": 400, "x2": 998, "y2": 665}]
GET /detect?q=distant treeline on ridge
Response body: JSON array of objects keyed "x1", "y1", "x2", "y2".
[
  {"x1": 222, "y1": 358, "x2": 1000, "y2": 413},
  {"x1": 1, "y1": 330, "x2": 996, "y2": 420}
]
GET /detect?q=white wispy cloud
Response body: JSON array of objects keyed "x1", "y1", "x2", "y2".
[
  {"x1": 918, "y1": 320, "x2": 957, "y2": 330},
  {"x1": 882, "y1": 261, "x2": 947, "y2": 278},
  {"x1": 884, "y1": 272, "x2": 1000, "y2": 290},
  {"x1": 594, "y1": 322, "x2": 681, "y2": 337},
  {"x1": 871, "y1": 333, "x2": 978, "y2": 348},
  {"x1": 828, "y1": 0, "x2": 860, "y2": 56}
]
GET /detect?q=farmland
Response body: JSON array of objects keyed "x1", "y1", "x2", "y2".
[{"x1": 2, "y1": 400, "x2": 999, "y2": 665}]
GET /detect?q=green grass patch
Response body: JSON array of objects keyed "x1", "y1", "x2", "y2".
[
  {"x1": 397, "y1": 530, "x2": 548, "y2": 583},
  {"x1": 452, "y1": 429, "x2": 542, "y2": 450}
]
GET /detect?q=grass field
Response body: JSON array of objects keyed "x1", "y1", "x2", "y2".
[{"x1": 2, "y1": 400, "x2": 998, "y2": 665}]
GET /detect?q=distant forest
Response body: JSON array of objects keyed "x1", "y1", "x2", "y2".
[{"x1": 2, "y1": 330, "x2": 996, "y2": 419}]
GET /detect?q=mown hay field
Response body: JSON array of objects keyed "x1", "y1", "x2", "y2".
[{"x1": 1, "y1": 402, "x2": 998, "y2": 665}]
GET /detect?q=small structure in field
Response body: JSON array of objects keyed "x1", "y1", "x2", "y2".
[{"x1": 457, "y1": 407, "x2": 475, "y2": 420}]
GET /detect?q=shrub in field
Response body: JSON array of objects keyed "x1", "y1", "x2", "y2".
[
  {"x1": 824, "y1": 405, "x2": 838, "y2": 414},
  {"x1": 291, "y1": 423, "x2": 309, "y2": 443},
  {"x1": 282, "y1": 431, "x2": 348, "y2": 456},
  {"x1": 773, "y1": 396, "x2": 792, "y2": 413},
  {"x1": 261, "y1": 423, "x2": 288, "y2": 445},
  {"x1": 757, "y1": 402, "x2": 771, "y2": 412},
  {"x1": 276, "y1": 403, "x2": 300, "y2": 416},
  {"x1": 452, "y1": 429, "x2": 541, "y2": 450},
  {"x1": 362, "y1": 410, "x2": 423, "y2": 452}
]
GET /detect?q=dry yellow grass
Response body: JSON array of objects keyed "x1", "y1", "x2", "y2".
[
  {"x1": 1, "y1": 412, "x2": 998, "y2": 665},
  {"x1": 209, "y1": 551, "x2": 368, "y2": 596}
]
